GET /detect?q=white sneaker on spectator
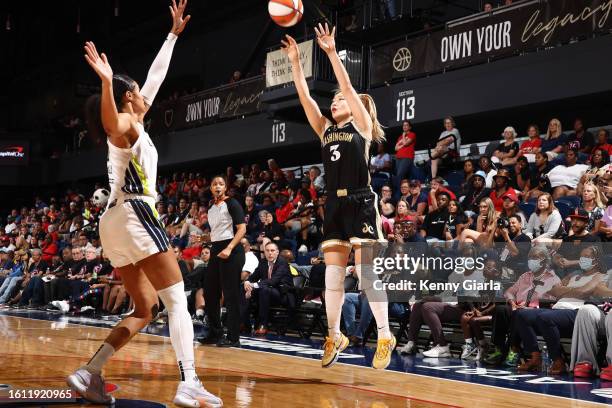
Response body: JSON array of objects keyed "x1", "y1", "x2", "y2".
[
  {"x1": 66, "y1": 367, "x2": 115, "y2": 404},
  {"x1": 173, "y1": 380, "x2": 223, "y2": 408},
  {"x1": 422, "y1": 345, "x2": 450, "y2": 358},
  {"x1": 461, "y1": 343, "x2": 479, "y2": 360},
  {"x1": 399, "y1": 341, "x2": 416, "y2": 355},
  {"x1": 52, "y1": 300, "x2": 70, "y2": 313}
]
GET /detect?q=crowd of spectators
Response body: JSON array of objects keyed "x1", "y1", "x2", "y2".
[{"x1": 1, "y1": 115, "x2": 612, "y2": 379}]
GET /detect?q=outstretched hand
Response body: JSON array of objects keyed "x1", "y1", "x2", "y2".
[
  {"x1": 314, "y1": 23, "x2": 336, "y2": 54},
  {"x1": 280, "y1": 35, "x2": 299, "y2": 62},
  {"x1": 84, "y1": 41, "x2": 113, "y2": 83},
  {"x1": 170, "y1": 0, "x2": 191, "y2": 36}
]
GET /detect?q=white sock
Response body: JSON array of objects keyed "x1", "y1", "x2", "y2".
[
  {"x1": 355, "y1": 264, "x2": 391, "y2": 340},
  {"x1": 158, "y1": 281, "x2": 199, "y2": 384},
  {"x1": 404, "y1": 341, "x2": 414, "y2": 349},
  {"x1": 195, "y1": 308, "x2": 204, "y2": 318},
  {"x1": 324, "y1": 265, "x2": 346, "y2": 340},
  {"x1": 85, "y1": 343, "x2": 115, "y2": 374},
  {"x1": 465, "y1": 338, "x2": 473, "y2": 344}
]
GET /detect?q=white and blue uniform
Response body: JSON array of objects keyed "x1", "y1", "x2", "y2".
[{"x1": 99, "y1": 123, "x2": 169, "y2": 267}]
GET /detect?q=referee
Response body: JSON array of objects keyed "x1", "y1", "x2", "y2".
[{"x1": 198, "y1": 175, "x2": 246, "y2": 347}]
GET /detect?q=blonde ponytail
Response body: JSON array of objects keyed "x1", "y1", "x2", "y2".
[{"x1": 358, "y1": 93, "x2": 385, "y2": 143}]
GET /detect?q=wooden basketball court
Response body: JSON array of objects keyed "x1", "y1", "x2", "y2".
[{"x1": 0, "y1": 314, "x2": 609, "y2": 407}]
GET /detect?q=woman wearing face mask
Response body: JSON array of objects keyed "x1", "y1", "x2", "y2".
[
  {"x1": 199, "y1": 176, "x2": 246, "y2": 348},
  {"x1": 517, "y1": 246, "x2": 608, "y2": 374},
  {"x1": 484, "y1": 246, "x2": 560, "y2": 366}
]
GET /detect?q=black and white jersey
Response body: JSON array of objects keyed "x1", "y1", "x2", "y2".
[
  {"x1": 207, "y1": 198, "x2": 245, "y2": 242},
  {"x1": 321, "y1": 121, "x2": 371, "y2": 192}
]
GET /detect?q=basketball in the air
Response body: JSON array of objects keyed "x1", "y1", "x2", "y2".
[{"x1": 268, "y1": 0, "x2": 304, "y2": 27}]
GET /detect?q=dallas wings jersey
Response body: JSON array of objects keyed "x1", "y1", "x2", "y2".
[
  {"x1": 106, "y1": 122, "x2": 158, "y2": 206},
  {"x1": 321, "y1": 121, "x2": 371, "y2": 192}
]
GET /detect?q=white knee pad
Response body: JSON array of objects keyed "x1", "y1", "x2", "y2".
[
  {"x1": 324, "y1": 265, "x2": 346, "y2": 292},
  {"x1": 158, "y1": 281, "x2": 194, "y2": 364}
]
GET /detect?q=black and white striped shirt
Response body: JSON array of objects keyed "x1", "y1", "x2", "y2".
[{"x1": 208, "y1": 198, "x2": 245, "y2": 242}]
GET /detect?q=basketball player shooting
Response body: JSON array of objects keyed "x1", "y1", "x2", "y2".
[
  {"x1": 66, "y1": 1, "x2": 223, "y2": 407},
  {"x1": 281, "y1": 23, "x2": 396, "y2": 370}
]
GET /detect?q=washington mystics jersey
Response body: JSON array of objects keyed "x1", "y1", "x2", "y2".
[
  {"x1": 321, "y1": 121, "x2": 371, "y2": 192},
  {"x1": 106, "y1": 123, "x2": 158, "y2": 206}
]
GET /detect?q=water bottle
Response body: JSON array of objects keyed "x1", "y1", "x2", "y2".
[{"x1": 541, "y1": 345, "x2": 549, "y2": 373}]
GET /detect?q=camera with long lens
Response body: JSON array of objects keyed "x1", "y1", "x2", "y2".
[{"x1": 497, "y1": 217, "x2": 510, "y2": 229}]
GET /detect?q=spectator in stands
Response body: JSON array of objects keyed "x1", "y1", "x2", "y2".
[
  {"x1": 566, "y1": 118, "x2": 594, "y2": 162},
  {"x1": 570, "y1": 301, "x2": 612, "y2": 380},
  {"x1": 229, "y1": 70, "x2": 242, "y2": 84},
  {"x1": 517, "y1": 124, "x2": 542, "y2": 158},
  {"x1": 459, "y1": 197, "x2": 497, "y2": 245},
  {"x1": 554, "y1": 209, "x2": 600, "y2": 278},
  {"x1": 370, "y1": 143, "x2": 392, "y2": 194},
  {"x1": 101, "y1": 268, "x2": 126, "y2": 315},
  {"x1": 548, "y1": 148, "x2": 589, "y2": 199},
  {"x1": 395, "y1": 121, "x2": 416, "y2": 194},
  {"x1": 262, "y1": 212, "x2": 286, "y2": 247},
  {"x1": 405, "y1": 180, "x2": 428, "y2": 223},
  {"x1": 478, "y1": 155, "x2": 497, "y2": 188},
  {"x1": 592, "y1": 128, "x2": 612, "y2": 156},
  {"x1": 517, "y1": 245, "x2": 608, "y2": 374},
  {"x1": 513, "y1": 156, "x2": 531, "y2": 194},
  {"x1": 489, "y1": 169, "x2": 515, "y2": 212},
  {"x1": 523, "y1": 151, "x2": 553, "y2": 201},
  {"x1": 579, "y1": 148, "x2": 610, "y2": 192},
  {"x1": 484, "y1": 245, "x2": 559, "y2": 366},
  {"x1": 542, "y1": 118, "x2": 567, "y2": 162},
  {"x1": 483, "y1": 2, "x2": 493, "y2": 12},
  {"x1": 498, "y1": 189, "x2": 526, "y2": 226},
  {"x1": 244, "y1": 241, "x2": 294, "y2": 336},
  {"x1": 460, "y1": 257, "x2": 503, "y2": 361},
  {"x1": 379, "y1": 185, "x2": 396, "y2": 218},
  {"x1": 0, "y1": 249, "x2": 26, "y2": 304},
  {"x1": 40, "y1": 234, "x2": 58, "y2": 263},
  {"x1": 385, "y1": 199, "x2": 410, "y2": 238},
  {"x1": 525, "y1": 193, "x2": 562, "y2": 242},
  {"x1": 428, "y1": 177, "x2": 456, "y2": 213},
  {"x1": 493, "y1": 126, "x2": 519, "y2": 166},
  {"x1": 244, "y1": 195, "x2": 261, "y2": 240},
  {"x1": 431, "y1": 117, "x2": 461, "y2": 179},
  {"x1": 461, "y1": 171, "x2": 490, "y2": 215},
  {"x1": 496, "y1": 214, "x2": 531, "y2": 275},
  {"x1": 15, "y1": 248, "x2": 48, "y2": 307},
  {"x1": 446, "y1": 199, "x2": 467, "y2": 240},
  {"x1": 460, "y1": 159, "x2": 477, "y2": 195},
  {"x1": 578, "y1": 183, "x2": 604, "y2": 235},
  {"x1": 397, "y1": 179, "x2": 410, "y2": 202},
  {"x1": 402, "y1": 246, "x2": 483, "y2": 357},
  {"x1": 421, "y1": 191, "x2": 451, "y2": 242}
]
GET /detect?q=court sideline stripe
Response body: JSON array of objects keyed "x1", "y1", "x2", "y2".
[{"x1": 1, "y1": 314, "x2": 608, "y2": 408}]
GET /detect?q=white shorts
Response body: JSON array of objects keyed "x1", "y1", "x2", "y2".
[{"x1": 99, "y1": 196, "x2": 169, "y2": 268}]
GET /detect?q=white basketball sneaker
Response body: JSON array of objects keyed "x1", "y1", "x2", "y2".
[
  {"x1": 422, "y1": 344, "x2": 451, "y2": 358},
  {"x1": 66, "y1": 367, "x2": 115, "y2": 405},
  {"x1": 174, "y1": 380, "x2": 223, "y2": 407}
]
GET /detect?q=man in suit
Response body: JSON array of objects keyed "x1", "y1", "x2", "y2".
[{"x1": 244, "y1": 241, "x2": 294, "y2": 336}]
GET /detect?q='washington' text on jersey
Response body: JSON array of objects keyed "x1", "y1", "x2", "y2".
[
  {"x1": 321, "y1": 121, "x2": 371, "y2": 192},
  {"x1": 322, "y1": 131, "x2": 354, "y2": 146}
]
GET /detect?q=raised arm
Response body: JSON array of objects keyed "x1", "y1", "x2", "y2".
[
  {"x1": 282, "y1": 35, "x2": 327, "y2": 139},
  {"x1": 84, "y1": 41, "x2": 132, "y2": 139},
  {"x1": 315, "y1": 23, "x2": 372, "y2": 138},
  {"x1": 140, "y1": 0, "x2": 190, "y2": 114}
]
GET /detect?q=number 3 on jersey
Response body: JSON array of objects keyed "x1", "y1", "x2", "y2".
[{"x1": 329, "y1": 144, "x2": 341, "y2": 162}]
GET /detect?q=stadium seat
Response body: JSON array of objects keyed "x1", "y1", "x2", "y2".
[
  {"x1": 554, "y1": 200, "x2": 572, "y2": 220},
  {"x1": 556, "y1": 195, "x2": 581, "y2": 209},
  {"x1": 519, "y1": 201, "x2": 535, "y2": 219}
]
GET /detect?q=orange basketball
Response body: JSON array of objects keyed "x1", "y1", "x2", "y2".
[{"x1": 268, "y1": 0, "x2": 304, "y2": 28}]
